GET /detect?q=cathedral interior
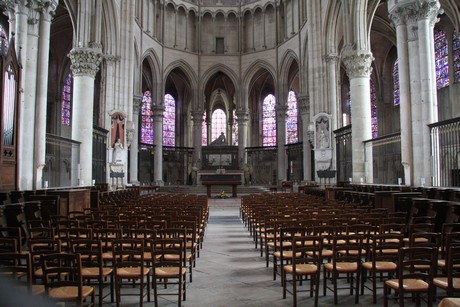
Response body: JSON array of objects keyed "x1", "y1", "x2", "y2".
[{"x1": 0, "y1": 0, "x2": 458, "y2": 191}]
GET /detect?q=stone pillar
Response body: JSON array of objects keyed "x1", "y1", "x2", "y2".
[
  {"x1": 69, "y1": 47, "x2": 103, "y2": 186},
  {"x1": 191, "y1": 111, "x2": 203, "y2": 162},
  {"x1": 342, "y1": 49, "x2": 374, "y2": 183},
  {"x1": 276, "y1": 105, "x2": 288, "y2": 184},
  {"x1": 236, "y1": 109, "x2": 249, "y2": 164},
  {"x1": 298, "y1": 95, "x2": 312, "y2": 181},
  {"x1": 388, "y1": 0, "x2": 440, "y2": 186},
  {"x1": 128, "y1": 95, "x2": 142, "y2": 184},
  {"x1": 152, "y1": 105, "x2": 164, "y2": 185},
  {"x1": 324, "y1": 53, "x2": 340, "y2": 173},
  {"x1": 389, "y1": 5, "x2": 413, "y2": 186},
  {"x1": 417, "y1": 2, "x2": 440, "y2": 186},
  {"x1": 34, "y1": 1, "x2": 58, "y2": 189}
]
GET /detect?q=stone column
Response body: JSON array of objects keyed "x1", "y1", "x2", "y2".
[
  {"x1": 128, "y1": 95, "x2": 142, "y2": 184},
  {"x1": 389, "y1": 5, "x2": 413, "y2": 185},
  {"x1": 324, "y1": 53, "x2": 340, "y2": 172},
  {"x1": 34, "y1": 0, "x2": 58, "y2": 189},
  {"x1": 69, "y1": 47, "x2": 103, "y2": 186},
  {"x1": 191, "y1": 111, "x2": 203, "y2": 162},
  {"x1": 417, "y1": 2, "x2": 440, "y2": 186},
  {"x1": 342, "y1": 49, "x2": 374, "y2": 183},
  {"x1": 298, "y1": 95, "x2": 312, "y2": 181},
  {"x1": 276, "y1": 105, "x2": 288, "y2": 184},
  {"x1": 236, "y1": 109, "x2": 249, "y2": 164},
  {"x1": 152, "y1": 105, "x2": 164, "y2": 185}
]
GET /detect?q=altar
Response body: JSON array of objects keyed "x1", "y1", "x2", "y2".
[{"x1": 200, "y1": 172, "x2": 242, "y2": 197}]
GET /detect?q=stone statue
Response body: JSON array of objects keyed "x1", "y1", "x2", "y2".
[
  {"x1": 191, "y1": 164, "x2": 199, "y2": 185},
  {"x1": 210, "y1": 132, "x2": 226, "y2": 145},
  {"x1": 242, "y1": 163, "x2": 251, "y2": 185},
  {"x1": 112, "y1": 138, "x2": 124, "y2": 163},
  {"x1": 318, "y1": 129, "x2": 329, "y2": 148}
]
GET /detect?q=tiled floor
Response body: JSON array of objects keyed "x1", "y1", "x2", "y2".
[{"x1": 137, "y1": 197, "x2": 426, "y2": 306}]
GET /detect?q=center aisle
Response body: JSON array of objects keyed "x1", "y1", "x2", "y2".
[{"x1": 180, "y1": 197, "x2": 288, "y2": 307}]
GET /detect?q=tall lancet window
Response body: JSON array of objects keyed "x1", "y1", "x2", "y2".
[
  {"x1": 393, "y1": 59, "x2": 400, "y2": 106},
  {"x1": 286, "y1": 90, "x2": 298, "y2": 143},
  {"x1": 453, "y1": 32, "x2": 460, "y2": 83},
  {"x1": 163, "y1": 94, "x2": 175, "y2": 146},
  {"x1": 211, "y1": 109, "x2": 226, "y2": 141},
  {"x1": 141, "y1": 90, "x2": 154, "y2": 144},
  {"x1": 262, "y1": 94, "x2": 276, "y2": 146},
  {"x1": 434, "y1": 30, "x2": 449, "y2": 89},
  {"x1": 202, "y1": 112, "x2": 207, "y2": 146},
  {"x1": 370, "y1": 79, "x2": 378, "y2": 138},
  {"x1": 61, "y1": 74, "x2": 72, "y2": 126}
]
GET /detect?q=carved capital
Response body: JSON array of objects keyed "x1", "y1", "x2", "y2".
[
  {"x1": 297, "y1": 94, "x2": 310, "y2": 115},
  {"x1": 235, "y1": 109, "x2": 249, "y2": 123},
  {"x1": 191, "y1": 111, "x2": 203, "y2": 125},
  {"x1": 133, "y1": 95, "x2": 142, "y2": 115},
  {"x1": 323, "y1": 53, "x2": 339, "y2": 63},
  {"x1": 69, "y1": 47, "x2": 103, "y2": 77},
  {"x1": 152, "y1": 105, "x2": 165, "y2": 119},
  {"x1": 342, "y1": 49, "x2": 374, "y2": 79},
  {"x1": 275, "y1": 105, "x2": 288, "y2": 121},
  {"x1": 104, "y1": 54, "x2": 120, "y2": 65}
]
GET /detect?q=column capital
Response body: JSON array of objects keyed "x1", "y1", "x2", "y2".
[
  {"x1": 235, "y1": 109, "x2": 249, "y2": 123},
  {"x1": 297, "y1": 94, "x2": 310, "y2": 115},
  {"x1": 133, "y1": 95, "x2": 142, "y2": 115},
  {"x1": 191, "y1": 110, "x2": 203, "y2": 125},
  {"x1": 323, "y1": 53, "x2": 339, "y2": 63},
  {"x1": 69, "y1": 47, "x2": 103, "y2": 77},
  {"x1": 389, "y1": 0, "x2": 440, "y2": 27},
  {"x1": 152, "y1": 105, "x2": 165, "y2": 119},
  {"x1": 104, "y1": 53, "x2": 121, "y2": 65},
  {"x1": 275, "y1": 105, "x2": 288, "y2": 120},
  {"x1": 341, "y1": 48, "x2": 374, "y2": 79}
]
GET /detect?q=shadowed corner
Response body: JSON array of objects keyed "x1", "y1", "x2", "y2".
[{"x1": 0, "y1": 277, "x2": 54, "y2": 307}]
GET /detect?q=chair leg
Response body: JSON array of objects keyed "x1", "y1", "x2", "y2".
[{"x1": 333, "y1": 272, "x2": 338, "y2": 305}]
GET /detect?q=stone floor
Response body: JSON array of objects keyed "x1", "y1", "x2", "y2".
[{"x1": 108, "y1": 197, "x2": 428, "y2": 306}]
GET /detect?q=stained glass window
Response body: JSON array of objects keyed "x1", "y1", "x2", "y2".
[
  {"x1": 163, "y1": 93, "x2": 175, "y2": 146},
  {"x1": 141, "y1": 90, "x2": 154, "y2": 144},
  {"x1": 0, "y1": 24, "x2": 8, "y2": 54},
  {"x1": 61, "y1": 74, "x2": 72, "y2": 126},
  {"x1": 202, "y1": 112, "x2": 207, "y2": 146},
  {"x1": 211, "y1": 109, "x2": 226, "y2": 141},
  {"x1": 393, "y1": 59, "x2": 400, "y2": 106},
  {"x1": 370, "y1": 79, "x2": 378, "y2": 138},
  {"x1": 286, "y1": 91, "x2": 298, "y2": 144},
  {"x1": 453, "y1": 32, "x2": 460, "y2": 83},
  {"x1": 232, "y1": 110, "x2": 238, "y2": 145},
  {"x1": 434, "y1": 30, "x2": 449, "y2": 89},
  {"x1": 263, "y1": 94, "x2": 276, "y2": 146}
]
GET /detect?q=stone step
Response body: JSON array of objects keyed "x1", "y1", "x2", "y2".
[{"x1": 157, "y1": 185, "x2": 272, "y2": 196}]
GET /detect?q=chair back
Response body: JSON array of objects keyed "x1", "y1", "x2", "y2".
[
  {"x1": 396, "y1": 246, "x2": 437, "y2": 284},
  {"x1": 41, "y1": 253, "x2": 84, "y2": 297}
]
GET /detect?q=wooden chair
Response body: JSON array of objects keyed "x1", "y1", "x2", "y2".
[
  {"x1": 0, "y1": 252, "x2": 45, "y2": 296},
  {"x1": 323, "y1": 234, "x2": 364, "y2": 305},
  {"x1": 362, "y1": 233, "x2": 403, "y2": 303},
  {"x1": 282, "y1": 235, "x2": 322, "y2": 307},
  {"x1": 151, "y1": 238, "x2": 187, "y2": 307},
  {"x1": 29, "y1": 238, "x2": 62, "y2": 284},
  {"x1": 383, "y1": 246, "x2": 438, "y2": 307},
  {"x1": 434, "y1": 244, "x2": 460, "y2": 297},
  {"x1": 41, "y1": 252, "x2": 95, "y2": 306},
  {"x1": 112, "y1": 238, "x2": 150, "y2": 307},
  {"x1": 71, "y1": 238, "x2": 114, "y2": 306}
]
